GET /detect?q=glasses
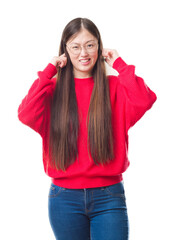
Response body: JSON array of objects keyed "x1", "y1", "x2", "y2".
[{"x1": 66, "y1": 40, "x2": 98, "y2": 55}]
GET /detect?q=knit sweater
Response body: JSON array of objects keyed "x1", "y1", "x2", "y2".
[{"x1": 18, "y1": 57, "x2": 157, "y2": 189}]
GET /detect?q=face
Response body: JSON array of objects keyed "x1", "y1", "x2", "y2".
[{"x1": 66, "y1": 28, "x2": 98, "y2": 78}]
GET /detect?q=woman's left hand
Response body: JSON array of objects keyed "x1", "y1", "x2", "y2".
[{"x1": 102, "y1": 49, "x2": 120, "y2": 67}]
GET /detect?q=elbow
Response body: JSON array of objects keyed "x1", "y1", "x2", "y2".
[{"x1": 147, "y1": 91, "x2": 157, "y2": 110}]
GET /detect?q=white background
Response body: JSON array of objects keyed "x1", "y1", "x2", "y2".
[{"x1": 1, "y1": 0, "x2": 174, "y2": 239}]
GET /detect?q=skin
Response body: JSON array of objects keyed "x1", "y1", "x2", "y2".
[
  {"x1": 50, "y1": 28, "x2": 120, "y2": 77},
  {"x1": 66, "y1": 28, "x2": 98, "y2": 78}
]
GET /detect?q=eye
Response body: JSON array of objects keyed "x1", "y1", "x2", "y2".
[
  {"x1": 72, "y1": 45, "x2": 80, "y2": 50},
  {"x1": 87, "y1": 44, "x2": 94, "y2": 49}
]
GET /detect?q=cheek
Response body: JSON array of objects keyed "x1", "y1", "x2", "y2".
[
  {"x1": 92, "y1": 52, "x2": 98, "y2": 64},
  {"x1": 69, "y1": 55, "x2": 78, "y2": 66}
]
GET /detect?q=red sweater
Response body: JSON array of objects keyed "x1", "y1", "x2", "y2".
[{"x1": 18, "y1": 57, "x2": 157, "y2": 189}]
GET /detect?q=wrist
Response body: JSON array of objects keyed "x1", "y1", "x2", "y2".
[
  {"x1": 112, "y1": 57, "x2": 127, "y2": 73},
  {"x1": 50, "y1": 60, "x2": 57, "y2": 66},
  {"x1": 43, "y1": 63, "x2": 58, "y2": 79}
]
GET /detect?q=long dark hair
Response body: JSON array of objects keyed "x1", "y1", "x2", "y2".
[{"x1": 49, "y1": 18, "x2": 114, "y2": 171}]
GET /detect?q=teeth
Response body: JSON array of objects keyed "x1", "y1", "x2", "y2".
[{"x1": 80, "y1": 59, "x2": 90, "y2": 62}]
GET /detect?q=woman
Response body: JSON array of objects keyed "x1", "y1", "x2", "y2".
[{"x1": 18, "y1": 17, "x2": 157, "y2": 240}]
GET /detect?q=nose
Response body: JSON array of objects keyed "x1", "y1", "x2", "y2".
[{"x1": 80, "y1": 46, "x2": 88, "y2": 56}]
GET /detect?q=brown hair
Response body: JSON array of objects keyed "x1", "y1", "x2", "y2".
[{"x1": 49, "y1": 18, "x2": 114, "y2": 171}]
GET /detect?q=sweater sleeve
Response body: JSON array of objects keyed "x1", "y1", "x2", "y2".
[
  {"x1": 18, "y1": 63, "x2": 57, "y2": 135},
  {"x1": 113, "y1": 57, "x2": 157, "y2": 131}
]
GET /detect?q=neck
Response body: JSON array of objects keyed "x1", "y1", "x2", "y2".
[{"x1": 73, "y1": 70, "x2": 92, "y2": 79}]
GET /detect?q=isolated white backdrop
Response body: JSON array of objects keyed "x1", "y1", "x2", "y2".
[{"x1": 1, "y1": 0, "x2": 174, "y2": 239}]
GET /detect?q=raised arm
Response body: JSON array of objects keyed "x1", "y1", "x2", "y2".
[
  {"x1": 18, "y1": 54, "x2": 67, "y2": 135},
  {"x1": 18, "y1": 63, "x2": 57, "y2": 135},
  {"x1": 103, "y1": 49, "x2": 157, "y2": 131}
]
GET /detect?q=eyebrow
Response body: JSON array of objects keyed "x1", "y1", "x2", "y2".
[{"x1": 70, "y1": 40, "x2": 96, "y2": 45}]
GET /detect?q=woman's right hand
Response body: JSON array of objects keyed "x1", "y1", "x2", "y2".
[{"x1": 50, "y1": 54, "x2": 67, "y2": 68}]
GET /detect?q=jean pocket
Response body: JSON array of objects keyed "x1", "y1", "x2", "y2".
[
  {"x1": 48, "y1": 183, "x2": 64, "y2": 198},
  {"x1": 105, "y1": 182, "x2": 126, "y2": 199}
]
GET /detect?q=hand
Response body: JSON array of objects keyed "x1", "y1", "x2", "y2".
[
  {"x1": 50, "y1": 54, "x2": 67, "y2": 68},
  {"x1": 102, "y1": 49, "x2": 119, "y2": 67}
]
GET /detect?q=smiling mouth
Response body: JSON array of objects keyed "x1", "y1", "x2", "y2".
[{"x1": 79, "y1": 58, "x2": 91, "y2": 65}]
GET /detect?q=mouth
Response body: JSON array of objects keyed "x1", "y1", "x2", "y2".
[{"x1": 79, "y1": 58, "x2": 91, "y2": 65}]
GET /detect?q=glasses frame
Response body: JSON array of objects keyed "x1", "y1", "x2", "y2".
[{"x1": 66, "y1": 40, "x2": 98, "y2": 55}]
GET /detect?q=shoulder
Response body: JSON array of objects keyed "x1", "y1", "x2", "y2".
[
  {"x1": 106, "y1": 75, "x2": 120, "y2": 96},
  {"x1": 107, "y1": 74, "x2": 119, "y2": 86}
]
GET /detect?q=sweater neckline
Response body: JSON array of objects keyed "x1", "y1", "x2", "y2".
[{"x1": 74, "y1": 76, "x2": 94, "y2": 83}]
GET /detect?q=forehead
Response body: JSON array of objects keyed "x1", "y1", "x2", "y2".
[{"x1": 67, "y1": 28, "x2": 97, "y2": 45}]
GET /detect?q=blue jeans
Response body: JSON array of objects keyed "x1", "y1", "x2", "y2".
[{"x1": 48, "y1": 181, "x2": 129, "y2": 240}]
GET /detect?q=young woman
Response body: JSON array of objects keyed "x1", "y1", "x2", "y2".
[{"x1": 18, "y1": 17, "x2": 157, "y2": 240}]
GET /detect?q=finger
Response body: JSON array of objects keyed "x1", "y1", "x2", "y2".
[
  {"x1": 61, "y1": 53, "x2": 66, "y2": 58},
  {"x1": 104, "y1": 58, "x2": 111, "y2": 64},
  {"x1": 59, "y1": 60, "x2": 64, "y2": 68},
  {"x1": 102, "y1": 49, "x2": 109, "y2": 57},
  {"x1": 107, "y1": 50, "x2": 113, "y2": 58},
  {"x1": 59, "y1": 59, "x2": 67, "y2": 68},
  {"x1": 103, "y1": 51, "x2": 113, "y2": 62}
]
